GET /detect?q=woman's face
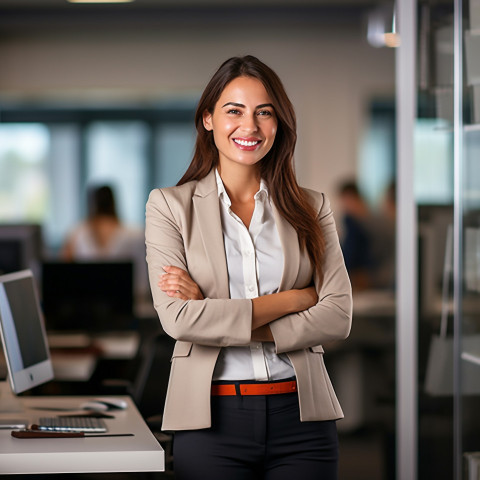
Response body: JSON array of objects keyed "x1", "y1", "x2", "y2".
[{"x1": 203, "y1": 76, "x2": 278, "y2": 171}]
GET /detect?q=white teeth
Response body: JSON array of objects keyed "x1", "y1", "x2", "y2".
[{"x1": 234, "y1": 139, "x2": 259, "y2": 147}]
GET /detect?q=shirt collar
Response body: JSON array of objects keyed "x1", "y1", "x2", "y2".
[{"x1": 215, "y1": 169, "x2": 269, "y2": 207}]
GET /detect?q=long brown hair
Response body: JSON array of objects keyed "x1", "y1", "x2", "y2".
[{"x1": 178, "y1": 55, "x2": 325, "y2": 282}]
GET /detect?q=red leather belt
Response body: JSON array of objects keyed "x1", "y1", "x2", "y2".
[{"x1": 211, "y1": 380, "x2": 297, "y2": 396}]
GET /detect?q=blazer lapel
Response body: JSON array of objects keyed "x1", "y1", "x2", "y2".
[
  {"x1": 193, "y1": 170, "x2": 230, "y2": 299},
  {"x1": 192, "y1": 170, "x2": 300, "y2": 296},
  {"x1": 272, "y1": 203, "x2": 300, "y2": 291}
]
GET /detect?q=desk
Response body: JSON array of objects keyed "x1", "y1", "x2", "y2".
[
  {"x1": 0, "y1": 395, "x2": 164, "y2": 475},
  {"x1": 330, "y1": 290, "x2": 396, "y2": 432},
  {"x1": 48, "y1": 331, "x2": 141, "y2": 360},
  {"x1": 45, "y1": 331, "x2": 141, "y2": 382}
]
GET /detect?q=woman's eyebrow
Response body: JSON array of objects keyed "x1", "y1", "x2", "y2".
[
  {"x1": 256, "y1": 103, "x2": 274, "y2": 109},
  {"x1": 221, "y1": 102, "x2": 274, "y2": 109},
  {"x1": 222, "y1": 102, "x2": 244, "y2": 108}
]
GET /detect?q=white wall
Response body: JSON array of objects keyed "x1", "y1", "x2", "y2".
[{"x1": 0, "y1": 21, "x2": 395, "y2": 202}]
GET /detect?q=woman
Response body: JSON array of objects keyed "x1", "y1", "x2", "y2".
[{"x1": 145, "y1": 55, "x2": 352, "y2": 480}]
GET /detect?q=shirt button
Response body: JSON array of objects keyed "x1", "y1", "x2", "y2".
[{"x1": 248, "y1": 285, "x2": 255, "y2": 292}]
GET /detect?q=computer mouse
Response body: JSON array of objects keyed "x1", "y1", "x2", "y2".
[{"x1": 80, "y1": 398, "x2": 128, "y2": 411}]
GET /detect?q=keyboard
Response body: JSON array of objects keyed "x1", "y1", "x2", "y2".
[{"x1": 36, "y1": 416, "x2": 108, "y2": 433}]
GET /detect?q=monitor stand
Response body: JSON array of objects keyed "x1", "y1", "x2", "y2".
[{"x1": 0, "y1": 380, "x2": 23, "y2": 413}]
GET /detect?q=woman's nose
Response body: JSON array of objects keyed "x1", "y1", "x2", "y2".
[{"x1": 241, "y1": 114, "x2": 258, "y2": 132}]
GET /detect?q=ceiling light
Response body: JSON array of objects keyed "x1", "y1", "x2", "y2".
[
  {"x1": 367, "y1": 3, "x2": 400, "y2": 48},
  {"x1": 67, "y1": 0, "x2": 135, "y2": 3}
]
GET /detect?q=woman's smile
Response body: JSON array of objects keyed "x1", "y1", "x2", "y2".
[{"x1": 233, "y1": 137, "x2": 262, "y2": 150}]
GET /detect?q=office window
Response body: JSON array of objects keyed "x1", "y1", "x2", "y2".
[
  {"x1": 359, "y1": 104, "x2": 453, "y2": 208},
  {"x1": 0, "y1": 124, "x2": 49, "y2": 221},
  {"x1": 414, "y1": 118, "x2": 453, "y2": 205},
  {"x1": 464, "y1": 130, "x2": 480, "y2": 211},
  {"x1": 0, "y1": 123, "x2": 81, "y2": 249},
  {"x1": 358, "y1": 103, "x2": 396, "y2": 208},
  {"x1": 155, "y1": 124, "x2": 196, "y2": 188},
  {"x1": 0, "y1": 105, "x2": 196, "y2": 252},
  {"x1": 86, "y1": 121, "x2": 149, "y2": 227},
  {"x1": 46, "y1": 124, "x2": 81, "y2": 248}
]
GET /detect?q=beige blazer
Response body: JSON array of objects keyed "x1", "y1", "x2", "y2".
[{"x1": 145, "y1": 169, "x2": 352, "y2": 431}]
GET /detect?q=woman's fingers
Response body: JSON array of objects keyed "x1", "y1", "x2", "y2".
[
  {"x1": 162, "y1": 265, "x2": 186, "y2": 276},
  {"x1": 158, "y1": 266, "x2": 204, "y2": 300},
  {"x1": 165, "y1": 289, "x2": 189, "y2": 300},
  {"x1": 159, "y1": 272, "x2": 194, "y2": 292}
]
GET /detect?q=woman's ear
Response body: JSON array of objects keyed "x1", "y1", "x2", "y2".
[{"x1": 203, "y1": 110, "x2": 213, "y2": 131}]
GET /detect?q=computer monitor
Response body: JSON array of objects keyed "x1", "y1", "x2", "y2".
[
  {"x1": 41, "y1": 261, "x2": 135, "y2": 333},
  {"x1": 0, "y1": 270, "x2": 53, "y2": 410},
  {"x1": 0, "y1": 224, "x2": 43, "y2": 277}
]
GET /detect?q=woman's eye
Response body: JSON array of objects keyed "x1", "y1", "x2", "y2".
[
  {"x1": 257, "y1": 110, "x2": 273, "y2": 116},
  {"x1": 227, "y1": 109, "x2": 241, "y2": 115}
]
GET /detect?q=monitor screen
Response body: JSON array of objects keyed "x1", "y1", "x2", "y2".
[
  {"x1": 0, "y1": 240, "x2": 22, "y2": 276},
  {"x1": 0, "y1": 270, "x2": 54, "y2": 394},
  {"x1": 0, "y1": 224, "x2": 43, "y2": 277},
  {"x1": 41, "y1": 261, "x2": 135, "y2": 332}
]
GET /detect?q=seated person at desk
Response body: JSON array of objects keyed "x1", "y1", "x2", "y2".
[
  {"x1": 61, "y1": 184, "x2": 148, "y2": 301},
  {"x1": 62, "y1": 184, "x2": 142, "y2": 261},
  {"x1": 337, "y1": 181, "x2": 374, "y2": 291},
  {"x1": 337, "y1": 180, "x2": 396, "y2": 293},
  {"x1": 368, "y1": 181, "x2": 396, "y2": 291}
]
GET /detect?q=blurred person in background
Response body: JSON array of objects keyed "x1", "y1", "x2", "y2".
[
  {"x1": 337, "y1": 180, "x2": 374, "y2": 291},
  {"x1": 62, "y1": 184, "x2": 147, "y2": 300},
  {"x1": 369, "y1": 181, "x2": 396, "y2": 290}
]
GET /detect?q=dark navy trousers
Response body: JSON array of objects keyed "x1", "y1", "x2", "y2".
[{"x1": 173, "y1": 392, "x2": 338, "y2": 479}]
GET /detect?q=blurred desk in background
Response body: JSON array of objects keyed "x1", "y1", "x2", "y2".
[
  {"x1": 1, "y1": 331, "x2": 141, "y2": 384},
  {"x1": 329, "y1": 289, "x2": 396, "y2": 433},
  {"x1": 48, "y1": 331, "x2": 140, "y2": 359},
  {"x1": 47, "y1": 331, "x2": 141, "y2": 382},
  {"x1": 352, "y1": 289, "x2": 396, "y2": 318}
]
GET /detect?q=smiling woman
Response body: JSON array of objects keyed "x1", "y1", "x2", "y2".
[{"x1": 145, "y1": 55, "x2": 352, "y2": 480}]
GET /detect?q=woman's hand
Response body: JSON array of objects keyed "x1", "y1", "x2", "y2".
[{"x1": 159, "y1": 265, "x2": 204, "y2": 301}]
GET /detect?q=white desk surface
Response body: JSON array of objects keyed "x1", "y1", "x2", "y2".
[{"x1": 0, "y1": 395, "x2": 164, "y2": 475}]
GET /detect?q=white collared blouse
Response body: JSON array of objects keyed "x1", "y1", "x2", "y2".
[{"x1": 212, "y1": 170, "x2": 295, "y2": 381}]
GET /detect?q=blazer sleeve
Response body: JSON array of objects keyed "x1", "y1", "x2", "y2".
[
  {"x1": 269, "y1": 193, "x2": 353, "y2": 354},
  {"x1": 145, "y1": 188, "x2": 253, "y2": 347}
]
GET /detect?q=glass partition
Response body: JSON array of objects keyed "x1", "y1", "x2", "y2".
[
  {"x1": 413, "y1": 1, "x2": 480, "y2": 478},
  {"x1": 460, "y1": 0, "x2": 480, "y2": 475},
  {"x1": 414, "y1": 2, "x2": 456, "y2": 478}
]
